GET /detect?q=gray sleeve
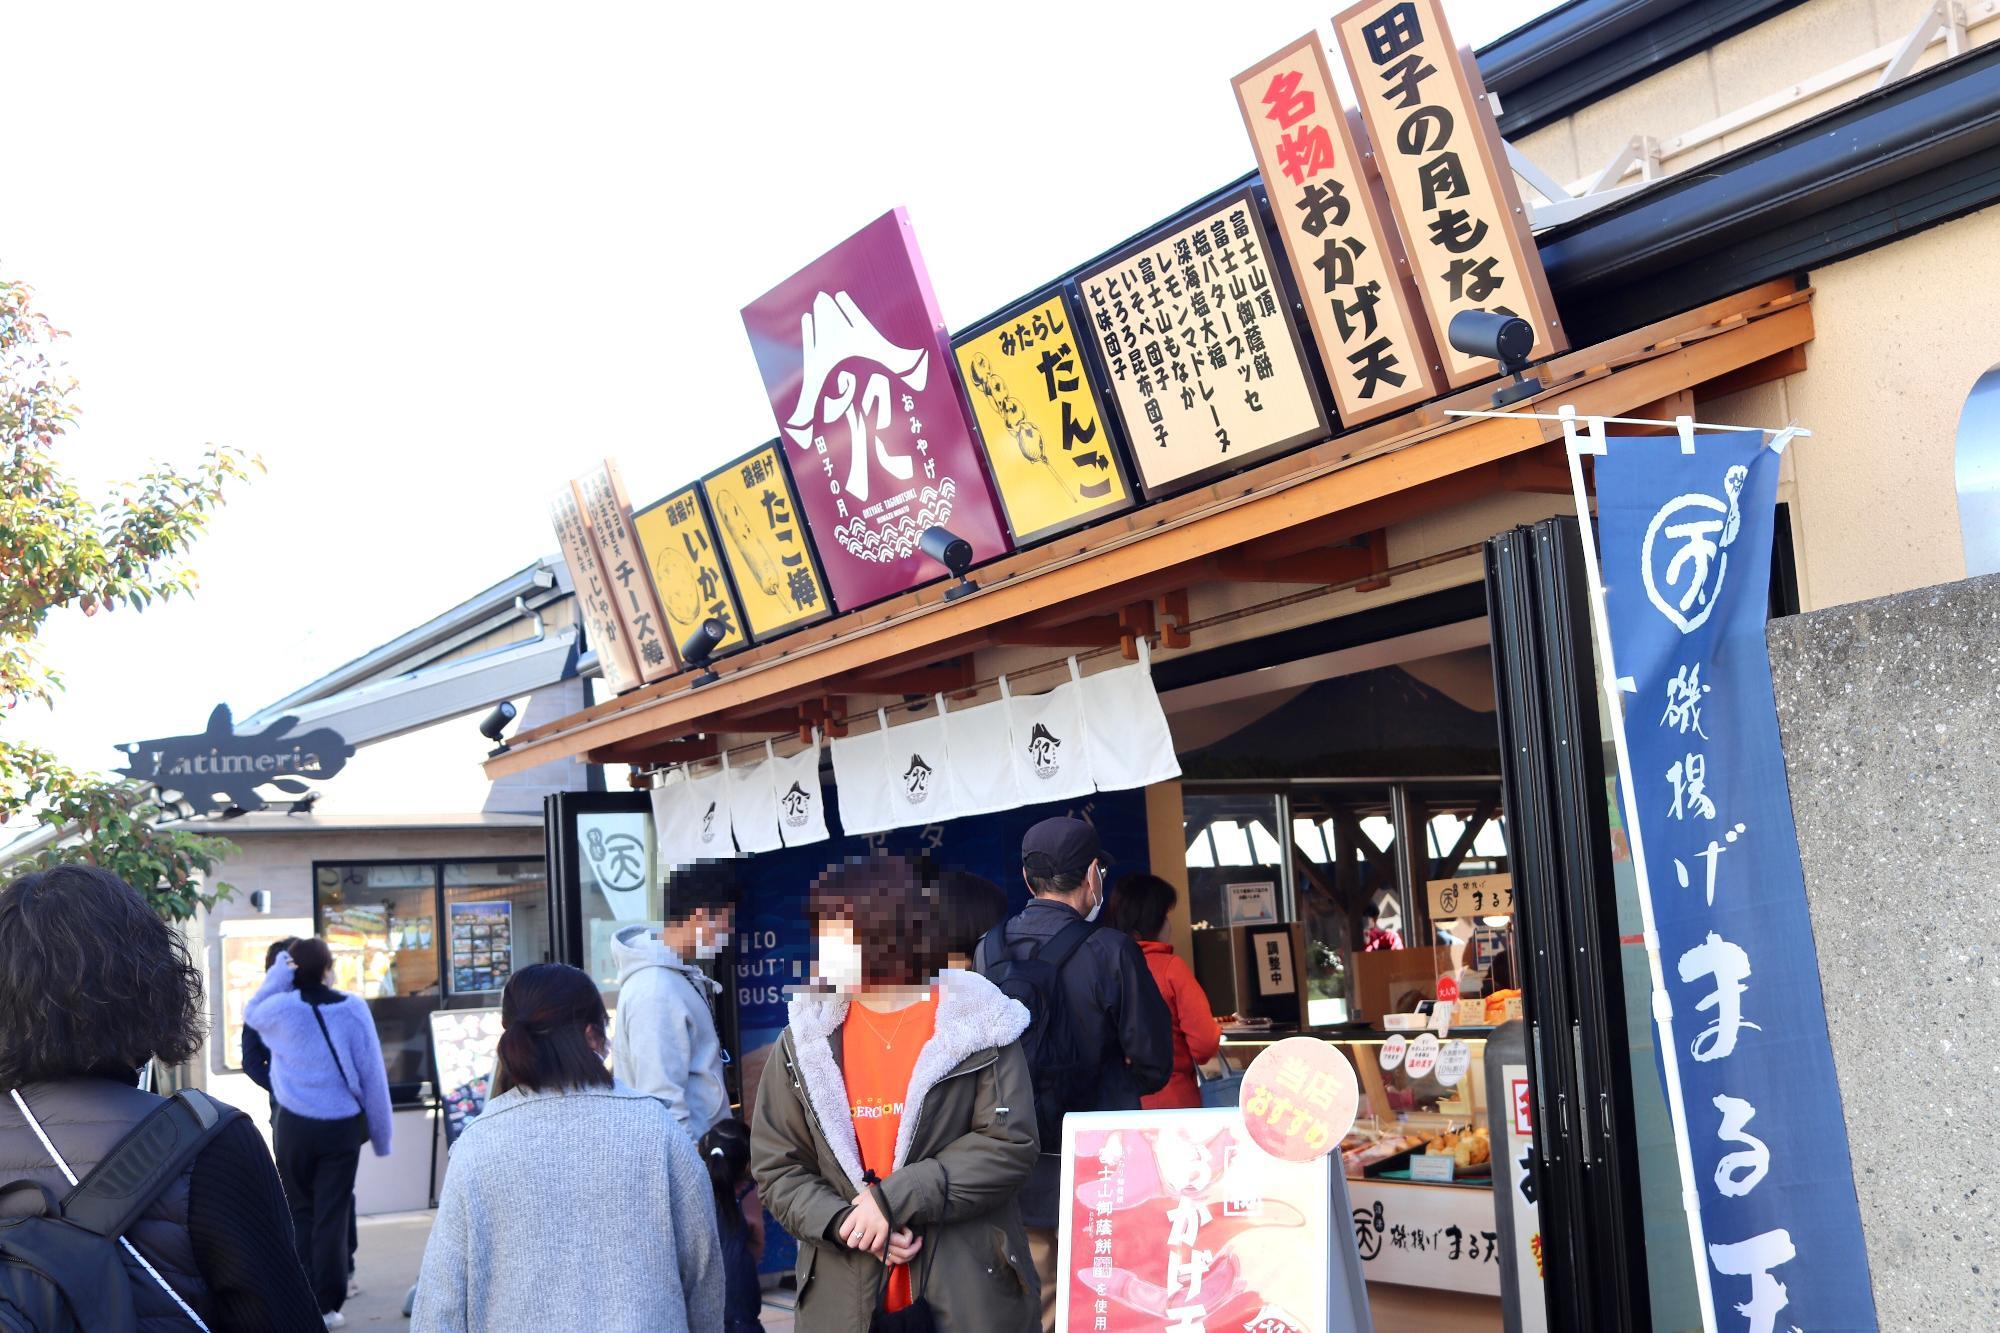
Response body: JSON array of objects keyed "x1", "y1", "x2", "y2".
[
  {"x1": 666, "y1": 1127, "x2": 726, "y2": 1330},
  {"x1": 409, "y1": 1159, "x2": 472, "y2": 1333}
]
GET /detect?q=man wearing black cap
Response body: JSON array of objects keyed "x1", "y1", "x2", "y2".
[{"x1": 977, "y1": 815, "x2": 1172, "y2": 1331}]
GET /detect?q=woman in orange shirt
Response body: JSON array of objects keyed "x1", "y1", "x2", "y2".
[{"x1": 1106, "y1": 873, "x2": 1222, "y2": 1111}]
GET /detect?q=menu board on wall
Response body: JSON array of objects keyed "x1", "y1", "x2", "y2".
[
  {"x1": 447, "y1": 900, "x2": 515, "y2": 997},
  {"x1": 1234, "y1": 34, "x2": 1442, "y2": 424},
  {"x1": 1074, "y1": 188, "x2": 1330, "y2": 498},
  {"x1": 550, "y1": 485, "x2": 642, "y2": 696},
  {"x1": 1333, "y1": 0, "x2": 1565, "y2": 385},
  {"x1": 577, "y1": 461, "x2": 678, "y2": 683},
  {"x1": 700, "y1": 442, "x2": 835, "y2": 641},
  {"x1": 953, "y1": 291, "x2": 1136, "y2": 545},
  {"x1": 632, "y1": 485, "x2": 750, "y2": 660},
  {"x1": 741, "y1": 208, "x2": 1013, "y2": 608}
]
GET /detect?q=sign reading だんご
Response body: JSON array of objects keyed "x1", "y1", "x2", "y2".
[
  {"x1": 631, "y1": 485, "x2": 748, "y2": 660},
  {"x1": 740, "y1": 209, "x2": 1012, "y2": 609},
  {"x1": 953, "y1": 292, "x2": 1135, "y2": 545},
  {"x1": 1074, "y1": 189, "x2": 1329, "y2": 498},
  {"x1": 1233, "y1": 34, "x2": 1440, "y2": 424},
  {"x1": 1333, "y1": 0, "x2": 1564, "y2": 386},
  {"x1": 701, "y1": 443, "x2": 834, "y2": 641},
  {"x1": 550, "y1": 485, "x2": 641, "y2": 695},
  {"x1": 577, "y1": 461, "x2": 677, "y2": 682}
]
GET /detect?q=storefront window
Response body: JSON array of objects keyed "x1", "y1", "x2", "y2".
[
  {"x1": 442, "y1": 861, "x2": 552, "y2": 1006},
  {"x1": 1182, "y1": 791, "x2": 1288, "y2": 930}
]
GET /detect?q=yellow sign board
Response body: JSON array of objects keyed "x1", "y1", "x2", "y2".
[
  {"x1": 701, "y1": 443, "x2": 833, "y2": 641},
  {"x1": 631, "y1": 487, "x2": 749, "y2": 660},
  {"x1": 1333, "y1": 0, "x2": 1565, "y2": 386},
  {"x1": 953, "y1": 293, "x2": 1134, "y2": 544}
]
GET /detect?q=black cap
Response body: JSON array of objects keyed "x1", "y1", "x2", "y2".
[{"x1": 1021, "y1": 817, "x2": 1108, "y2": 880}]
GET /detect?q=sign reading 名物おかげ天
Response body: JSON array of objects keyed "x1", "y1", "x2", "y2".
[
  {"x1": 740, "y1": 209, "x2": 1012, "y2": 609},
  {"x1": 1074, "y1": 188, "x2": 1330, "y2": 499},
  {"x1": 1332, "y1": 0, "x2": 1565, "y2": 385},
  {"x1": 1234, "y1": 34, "x2": 1440, "y2": 424},
  {"x1": 576, "y1": 461, "x2": 677, "y2": 683},
  {"x1": 632, "y1": 486, "x2": 749, "y2": 660},
  {"x1": 550, "y1": 485, "x2": 641, "y2": 696},
  {"x1": 1592, "y1": 428, "x2": 1874, "y2": 1330},
  {"x1": 953, "y1": 292, "x2": 1135, "y2": 545},
  {"x1": 701, "y1": 442, "x2": 834, "y2": 641}
]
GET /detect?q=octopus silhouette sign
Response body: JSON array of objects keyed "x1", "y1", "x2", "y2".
[
  {"x1": 117, "y1": 704, "x2": 353, "y2": 816},
  {"x1": 741, "y1": 208, "x2": 1011, "y2": 608}
]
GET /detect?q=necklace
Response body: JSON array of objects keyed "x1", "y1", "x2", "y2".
[{"x1": 854, "y1": 998, "x2": 927, "y2": 1050}]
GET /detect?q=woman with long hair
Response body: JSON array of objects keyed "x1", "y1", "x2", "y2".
[
  {"x1": 700, "y1": 1117, "x2": 765, "y2": 1333},
  {"x1": 750, "y1": 852, "x2": 1040, "y2": 1332},
  {"x1": 411, "y1": 963, "x2": 722, "y2": 1333},
  {"x1": 1104, "y1": 873, "x2": 1222, "y2": 1110}
]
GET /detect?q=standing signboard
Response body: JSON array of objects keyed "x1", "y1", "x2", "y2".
[
  {"x1": 550, "y1": 486, "x2": 641, "y2": 696},
  {"x1": 953, "y1": 291, "x2": 1136, "y2": 545},
  {"x1": 577, "y1": 461, "x2": 677, "y2": 683},
  {"x1": 429, "y1": 1008, "x2": 503, "y2": 1147},
  {"x1": 1584, "y1": 426, "x2": 1875, "y2": 1331},
  {"x1": 1233, "y1": 35, "x2": 1441, "y2": 424},
  {"x1": 1074, "y1": 188, "x2": 1331, "y2": 499},
  {"x1": 741, "y1": 209, "x2": 1012, "y2": 609},
  {"x1": 1332, "y1": 0, "x2": 1565, "y2": 386},
  {"x1": 632, "y1": 485, "x2": 750, "y2": 661},
  {"x1": 700, "y1": 442, "x2": 835, "y2": 640}
]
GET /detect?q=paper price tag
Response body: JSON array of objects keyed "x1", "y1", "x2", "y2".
[
  {"x1": 1435, "y1": 1039, "x2": 1473, "y2": 1088},
  {"x1": 1379, "y1": 1034, "x2": 1408, "y2": 1071},
  {"x1": 1409, "y1": 1153, "x2": 1457, "y2": 1183}
]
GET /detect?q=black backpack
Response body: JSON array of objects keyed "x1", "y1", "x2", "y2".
[
  {"x1": 0, "y1": 1089, "x2": 233, "y2": 1332},
  {"x1": 978, "y1": 919, "x2": 1098, "y2": 1153}
]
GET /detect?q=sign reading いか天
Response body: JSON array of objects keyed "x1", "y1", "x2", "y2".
[
  {"x1": 632, "y1": 485, "x2": 749, "y2": 660},
  {"x1": 117, "y1": 704, "x2": 353, "y2": 816},
  {"x1": 701, "y1": 442, "x2": 834, "y2": 641},
  {"x1": 741, "y1": 209, "x2": 1012, "y2": 609}
]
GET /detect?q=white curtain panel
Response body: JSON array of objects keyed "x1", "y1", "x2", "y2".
[
  {"x1": 830, "y1": 711, "x2": 897, "y2": 836},
  {"x1": 650, "y1": 766, "x2": 705, "y2": 868},
  {"x1": 877, "y1": 696, "x2": 960, "y2": 829},
  {"x1": 1079, "y1": 638, "x2": 1182, "y2": 792},
  {"x1": 941, "y1": 693, "x2": 1023, "y2": 818},
  {"x1": 726, "y1": 747, "x2": 784, "y2": 855},
  {"x1": 683, "y1": 762, "x2": 739, "y2": 861},
  {"x1": 1001, "y1": 658, "x2": 1096, "y2": 802},
  {"x1": 771, "y1": 732, "x2": 830, "y2": 848}
]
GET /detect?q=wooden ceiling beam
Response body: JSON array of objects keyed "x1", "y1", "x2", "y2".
[
  {"x1": 833, "y1": 660, "x2": 976, "y2": 696},
  {"x1": 995, "y1": 615, "x2": 1124, "y2": 648},
  {"x1": 585, "y1": 733, "x2": 717, "y2": 767},
  {"x1": 1214, "y1": 542, "x2": 1376, "y2": 585}
]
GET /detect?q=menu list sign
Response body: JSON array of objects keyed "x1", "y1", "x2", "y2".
[
  {"x1": 1333, "y1": 0, "x2": 1565, "y2": 385},
  {"x1": 578, "y1": 461, "x2": 677, "y2": 683},
  {"x1": 551, "y1": 484, "x2": 641, "y2": 696},
  {"x1": 701, "y1": 442, "x2": 834, "y2": 641},
  {"x1": 632, "y1": 485, "x2": 750, "y2": 661}
]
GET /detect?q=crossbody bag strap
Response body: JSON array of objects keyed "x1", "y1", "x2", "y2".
[{"x1": 309, "y1": 1000, "x2": 364, "y2": 1113}]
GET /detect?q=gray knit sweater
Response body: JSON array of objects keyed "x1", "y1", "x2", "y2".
[{"x1": 411, "y1": 1082, "x2": 724, "y2": 1333}]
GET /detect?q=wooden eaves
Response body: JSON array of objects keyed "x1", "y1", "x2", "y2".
[{"x1": 485, "y1": 279, "x2": 1813, "y2": 779}]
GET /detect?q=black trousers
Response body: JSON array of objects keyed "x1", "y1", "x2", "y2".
[{"x1": 274, "y1": 1107, "x2": 366, "y2": 1314}]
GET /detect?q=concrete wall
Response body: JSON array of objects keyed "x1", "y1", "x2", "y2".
[{"x1": 1767, "y1": 572, "x2": 2000, "y2": 1326}]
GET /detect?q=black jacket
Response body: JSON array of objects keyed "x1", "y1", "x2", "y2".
[{"x1": 977, "y1": 896, "x2": 1173, "y2": 1226}]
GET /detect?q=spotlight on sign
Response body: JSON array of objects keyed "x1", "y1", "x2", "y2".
[
  {"x1": 1449, "y1": 309, "x2": 1544, "y2": 408},
  {"x1": 479, "y1": 701, "x2": 518, "y2": 756},
  {"x1": 919, "y1": 525, "x2": 978, "y2": 601},
  {"x1": 680, "y1": 618, "x2": 729, "y2": 687}
]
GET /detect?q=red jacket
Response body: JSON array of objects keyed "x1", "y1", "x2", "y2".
[{"x1": 1136, "y1": 940, "x2": 1223, "y2": 1110}]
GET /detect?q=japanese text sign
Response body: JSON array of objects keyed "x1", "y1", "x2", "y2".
[
  {"x1": 1234, "y1": 34, "x2": 1440, "y2": 424},
  {"x1": 953, "y1": 291, "x2": 1135, "y2": 544},
  {"x1": 550, "y1": 485, "x2": 640, "y2": 696},
  {"x1": 1426, "y1": 872, "x2": 1515, "y2": 919},
  {"x1": 631, "y1": 485, "x2": 749, "y2": 661},
  {"x1": 741, "y1": 209, "x2": 1012, "y2": 608},
  {"x1": 1075, "y1": 189, "x2": 1330, "y2": 498},
  {"x1": 1239, "y1": 1036, "x2": 1359, "y2": 1162},
  {"x1": 1593, "y1": 430, "x2": 1873, "y2": 1331},
  {"x1": 578, "y1": 461, "x2": 677, "y2": 683},
  {"x1": 1055, "y1": 1107, "x2": 1371, "y2": 1332},
  {"x1": 1333, "y1": 0, "x2": 1565, "y2": 385},
  {"x1": 701, "y1": 443, "x2": 834, "y2": 641}
]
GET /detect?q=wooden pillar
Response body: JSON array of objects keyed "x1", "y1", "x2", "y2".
[{"x1": 1143, "y1": 779, "x2": 1193, "y2": 961}]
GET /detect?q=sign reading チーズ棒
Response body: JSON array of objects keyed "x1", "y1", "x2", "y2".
[
  {"x1": 953, "y1": 292, "x2": 1135, "y2": 545},
  {"x1": 1234, "y1": 34, "x2": 1440, "y2": 424},
  {"x1": 1075, "y1": 189, "x2": 1329, "y2": 498},
  {"x1": 1333, "y1": 0, "x2": 1564, "y2": 386},
  {"x1": 577, "y1": 461, "x2": 677, "y2": 682},
  {"x1": 632, "y1": 486, "x2": 749, "y2": 660},
  {"x1": 741, "y1": 209, "x2": 1012, "y2": 609},
  {"x1": 701, "y1": 442, "x2": 834, "y2": 641},
  {"x1": 551, "y1": 484, "x2": 641, "y2": 695},
  {"x1": 117, "y1": 703, "x2": 353, "y2": 816}
]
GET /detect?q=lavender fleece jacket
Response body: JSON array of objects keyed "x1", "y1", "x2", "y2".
[{"x1": 243, "y1": 961, "x2": 394, "y2": 1155}]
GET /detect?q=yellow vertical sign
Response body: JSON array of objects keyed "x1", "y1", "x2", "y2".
[
  {"x1": 701, "y1": 443, "x2": 833, "y2": 641},
  {"x1": 954, "y1": 294, "x2": 1134, "y2": 544},
  {"x1": 631, "y1": 487, "x2": 748, "y2": 660}
]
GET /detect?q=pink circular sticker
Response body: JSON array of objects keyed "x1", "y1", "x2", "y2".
[
  {"x1": 1238, "y1": 1037, "x2": 1359, "y2": 1162},
  {"x1": 1379, "y1": 1034, "x2": 1408, "y2": 1070},
  {"x1": 1404, "y1": 1032, "x2": 1441, "y2": 1079}
]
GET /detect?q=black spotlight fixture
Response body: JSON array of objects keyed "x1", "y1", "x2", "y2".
[
  {"x1": 479, "y1": 701, "x2": 518, "y2": 756},
  {"x1": 680, "y1": 617, "x2": 728, "y2": 686},
  {"x1": 1449, "y1": 308, "x2": 1543, "y2": 408},
  {"x1": 919, "y1": 525, "x2": 978, "y2": 600}
]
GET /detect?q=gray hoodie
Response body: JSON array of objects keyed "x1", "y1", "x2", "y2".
[{"x1": 611, "y1": 925, "x2": 729, "y2": 1138}]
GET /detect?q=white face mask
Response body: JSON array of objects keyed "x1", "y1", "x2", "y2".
[
  {"x1": 1083, "y1": 867, "x2": 1105, "y2": 922},
  {"x1": 694, "y1": 926, "x2": 729, "y2": 960},
  {"x1": 816, "y1": 928, "x2": 864, "y2": 991}
]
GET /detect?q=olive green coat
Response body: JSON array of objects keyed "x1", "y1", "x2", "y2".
[{"x1": 750, "y1": 969, "x2": 1041, "y2": 1332}]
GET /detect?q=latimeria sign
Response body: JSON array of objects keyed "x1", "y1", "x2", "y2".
[{"x1": 117, "y1": 704, "x2": 354, "y2": 815}]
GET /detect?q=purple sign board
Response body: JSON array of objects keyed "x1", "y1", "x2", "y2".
[{"x1": 741, "y1": 209, "x2": 1013, "y2": 609}]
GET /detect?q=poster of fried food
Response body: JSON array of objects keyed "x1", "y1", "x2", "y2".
[
  {"x1": 700, "y1": 442, "x2": 835, "y2": 641},
  {"x1": 631, "y1": 485, "x2": 749, "y2": 660}
]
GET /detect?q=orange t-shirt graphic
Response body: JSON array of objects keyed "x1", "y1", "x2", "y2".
[{"x1": 844, "y1": 993, "x2": 938, "y2": 1313}]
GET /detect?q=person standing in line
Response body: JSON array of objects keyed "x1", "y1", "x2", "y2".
[
  {"x1": 245, "y1": 938, "x2": 394, "y2": 1328},
  {"x1": 699, "y1": 1117, "x2": 766, "y2": 1333},
  {"x1": 412, "y1": 963, "x2": 723, "y2": 1333},
  {"x1": 611, "y1": 870, "x2": 734, "y2": 1139},
  {"x1": 976, "y1": 817, "x2": 1173, "y2": 1333},
  {"x1": 0, "y1": 865, "x2": 322, "y2": 1330},
  {"x1": 1104, "y1": 873, "x2": 1222, "y2": 1110},
  {"x1": 933, "y1": 869, "x2": 1011, "y2": 971}
]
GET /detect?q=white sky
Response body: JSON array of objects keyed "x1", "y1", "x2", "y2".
[{"x1": 6, "y1": 0, "x2": 1554, "y2": 794}]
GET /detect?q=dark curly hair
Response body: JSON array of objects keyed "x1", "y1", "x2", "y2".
[{"x1": 0, "y1": 864, "x2": 207, "y2": 1085}]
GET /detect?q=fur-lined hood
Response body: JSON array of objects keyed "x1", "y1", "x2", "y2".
[{"x1": 783, "y1": 969, "x2": 1028, "y2": 1193}]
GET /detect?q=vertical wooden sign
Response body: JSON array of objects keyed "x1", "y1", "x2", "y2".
[
  {"x1": 577, "y1": 461, "x2": 677, "y2": 684},
  {"x1": 550, "y1": 485, "x2": 641, "y2": 696}
]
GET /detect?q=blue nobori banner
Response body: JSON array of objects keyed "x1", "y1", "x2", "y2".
[{"x1": 1585, "y1": 423, "x2": 1875, "y2": 1332}]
